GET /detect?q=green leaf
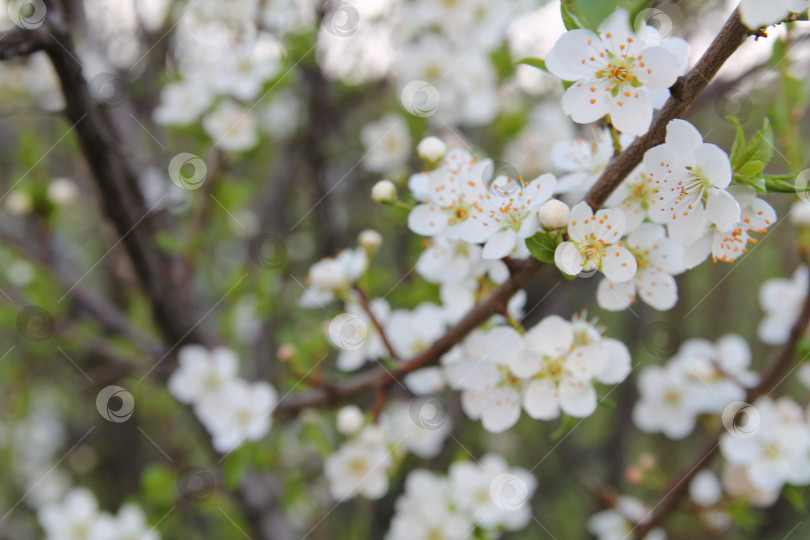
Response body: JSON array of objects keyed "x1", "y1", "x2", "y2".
[
  {"x1": 764, "y1": 176, "x2": 810, "y2": 193},
  {"x1": 514, "y1": 57, "x2": 547, "y2": 72},
  {"x1": 141, "y1": 464, "x2": 178, "y2": 508},
  {"x1": 560, "y1": 0, "x2": 583, "y2": 30},
  {"x1": 551, "y1": 414, "x2": 579, "y2": 441},
  {"x1": 728, "y1": 115, "x2": 747, "y2": 168},
  {"x1": 526, "y1": 232, "x2": 562, "y2": 264},
  {"x1": 739, "y1": 118, "x2": 774, "y2": 169},
  {"x1": 784, "y1": 484, "x2": 807, "y2": 514},
  {"x1": 737, "y1": 160, "x2": 764, "y2": 179}
]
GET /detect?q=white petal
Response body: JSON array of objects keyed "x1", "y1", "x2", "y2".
[
  {"x1": 481, "y1": 388, "x2": 522, "y2": 433},
  {"x1": 568, "y1": 202, "x2": 594, "y2": 241},
  {"x1": 635, "y1": 46, "x2": 680, "y2": 91},
  {"x1": 696, "y1": 144, "x2": 733, "y2": 189},
  {"x1": 601, "y1": 246, "x2": 637, "y2": 282},
  {"x1": 596, "y1": 338, "x2": 632, "y2": 384},
  {"x1": 636, "y1": 268, "x2": 678, "y2": 310},
  {"x1": 522, "y1": 379, "x2": 561, "y2": 420},
  {"x1": 524, "y1": 315, "x2": 573, "y2": 356},
  {"x1": 609, "y1": 89, "x2": 652, "y2": 136},
  {"x1": 408, "y1": 204, "x2": 449, "y2": 236},
  {"x1": 554, "y1": 241, "x2": 585, "y2": 276},
  {"x1": 562, "y1": 81, "x2": 612, "y2": 124},
  {"x1": 482, "y1": 229, "x2": 518, "y2": 260},
  {"x1": 683, "y1": 234, "x2": 712, "y2": 269},
  {"x1": 559, "y1": 378, "x2": 598, "y2": 417},
  {"x1": 597, "y1": 279, "x2": 635, "y2": 311},
  {"x1": 545, "y1": 29, "x2": 604, "y2": 79},
  {"x1": 667, "y1": 205, "x2": 708, "y2": 246},
  {"x1": 665, "y1": 119, "x2": 703, "y2": 157},
  {"x1": 705, "y1": 188, "x2": 741, "y2": 232}
]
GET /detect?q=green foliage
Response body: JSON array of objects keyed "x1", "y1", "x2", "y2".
[
  {"x1": 560, "y1": 0, "x2": 584, "y2": 30},
  {"x1": 141, "y1": 464, "x2": 179, "y2": 508},
  {"x1": 729, "y1": 116, "x2": 775, "y2": 193},
  {"x1": 526, "y1": 232, "x2": 562, "y2": 264},
  {"x1": 513, "y1": 57, "x2": 547, "y2": 72},
  {"x1": 569, "y1": 0, "x2": 653, "y2": 31}
]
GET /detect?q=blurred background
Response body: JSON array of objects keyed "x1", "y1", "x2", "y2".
[{"x1": 0, "y1": 0, "x2": 809, "y2": 538}]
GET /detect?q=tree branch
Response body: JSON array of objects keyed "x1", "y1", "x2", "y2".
[
  {"x1": 0, "y1": 26, "x2": 49, "y2": 60},
  {"x1": 276, "y1": 8, "x2": 754, "y2": 415},
  {"x1": 631, "y1": 280, "x2": 810, "y2": 539},
  {"x1": 585, "y1": 9, "x2": 751, "y2": 209}
]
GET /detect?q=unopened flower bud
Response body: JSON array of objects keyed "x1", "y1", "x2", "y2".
[
  {"x1": 537, "y1": 199, "x2": 570, "y2": 229},
  {"x1": 790, "y1": 201, "x2": 810, "y2": 227},
  {"x1": 336, "y1": 405, "x2": 364, "y2": 435},
  {"x1": 358, "y1": 229, "x2": 382, "y2": 252},
  {"x1": 371, "y1": 180, "x2": 397, "y2": 204},
  {"x1": 47, "y1": 178, "x2": 78, "y2": 205},
  {"x1": 277, "y1": 344, "x2": 296, "y2": 362},
  {"x1": 417, "y1": 136, "x2": 446, "y2": 164}
]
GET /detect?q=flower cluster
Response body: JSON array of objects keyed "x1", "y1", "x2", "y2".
[
  {"x1": 633, "y1": 335, "x2": 758, "y2": 439},
  {"x1": 551, "y1": 119, "x2": 777, "y2": 313},
  {"x1": 443, "y1": 314, "x2": 631, "y2": 432},
  {"x1": 720, "y1": 397, "x2": 810, "y2": 503},
  {"x1": 39, "y1": 487, "x2": 159, "y2": 540},
  {"x1": 168, "y1": 345, "x2": 277, "y2": 453},
  {"x1": 758, "y1": 265, "x2": 809, "y2": 344},
  {"x1": 546, "y1": 9, "x2": 690, "y2": 135},
  {"x1": 587, "y1": 495, "x2": 666, "y2": 540},
  {"x1": 386, "y1": 455, "x2": 536, "y2": 540},
  {"x1": 324, "y1": 398, "x2": 452, "y2": 500}
]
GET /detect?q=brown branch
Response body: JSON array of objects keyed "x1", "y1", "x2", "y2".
[
  {"x1": 38, "y1": 2, "x2": 209, "y2": 348},
  {"x1": 353, "y1": 285, "x2": 400, "y2": 362},
  {"x1": 277, "y1": 8, "x2": 754, "y2": 415},
  {"x1": 0, "y1": 26, "x2": 50, "y2": 60},
  {"x1": 585, "y1": 9, "x2": 751, "y2": 210},
  {"x1": 631, "y1": 274, "x2": 810, "y2": 539}
]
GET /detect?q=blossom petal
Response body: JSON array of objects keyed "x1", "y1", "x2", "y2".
[
  {"x1": 706, "y1": 188, "x2": 742, "y2": 231},
  {"x1": 482, "y1": 229, "x2": 518, "y2": 260},
  {"x1": 635, "y1": 46, "x2": 680, "y2": 91},
  {"x1": 601, "y1": 246, "x2": 637, "y2": 282},
  {"x1": 609, "y1": 88, "x2": 652, "y2": 136},
  {"x1": 546, "y1": 29, "x2": 604, "y2": 79},
  {"x1": 559, "y1": 378, "x2": 597, "y2": 417},
  {"x1": 408, "y1": 204, "x2": 449, "y2": 236},
  {"x1": 596, "y1": 279, "x2": 635, "y2": 311},
  {"x1": 562, "y1": 81, "x2": 612, "y2": 124},
  {"x1": 524, "y1": 315, "x2": 573, "y2": 356},
  {"x1": 523, "y1": 379, "x2": 561, "y2": 420}
]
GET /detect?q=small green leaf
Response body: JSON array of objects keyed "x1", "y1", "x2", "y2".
[
  {"x1": 551, "y1": 414, "x2": 579, "y2": 441},
  {"x1": 728, "y1": 115, "x2": 747, "y2": 168},
  {"x1": 526, "y1": 232, "x2": 562, "y2": 264},
  {"x1": 736, "y1": 160, "x2": 764, "y2": 179},
  {"x1": 739, "y1": 118, "x2": 774, "y2": 169},
  {"x1": 514, "y1": 57, "x2": 547, "y2": 72},
  {"x1": 784, "y1": 484, "x2": 807, "y2": 514},
  {"x1": 764, "y1": 176, "x2": 810, "y2": 193},
  {"x1": 560, "y1": 0, "x2": 583, "y2": 30}
]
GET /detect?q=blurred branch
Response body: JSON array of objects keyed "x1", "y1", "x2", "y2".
[
  {"x1": 585, "y1": 9, "x2": 752, "y2": 209},
  {"x1": 276, "y1": 8, "x2": 756, "y2": 415},
  {"x1": 632, "y1": 272, "x2": 810, "y2": 539},
  {"x1": 0, "y1": 26, "x2": 50, "y2": 60}
]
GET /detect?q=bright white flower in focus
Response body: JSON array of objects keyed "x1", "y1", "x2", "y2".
[
  {"x1": 554, "y1": 202, "x2": 637, "y2": 281},
  {"x1": 739, "y1": 0, "x2": 809, "y2": 29},
  {"x1": 407, "y1": 148, "x2": 491, "y2": 243},
  {"x1": 361, "y1": 114, "x2": 412, "y2": 173},
  {"x1": 596, "y1": 223, "x2": 685, "y2": 311},
  {"x1": 300, "y1": 248, "x2": 368, "y2": 307},
  {"x1": 168, "y1": 345, "x2": 239, "y2": 404},
  {"x1": 324, "y1": 426, "x2": 392, "y2": 500},
  {"x1": 470, "y1": 173, "x2": 557, "y2": 259},
  {"x1": 545, "y1": 9, "x2": 687, "y2": 135},
  {"x1": 604, "y1": 166, "x2": 655, "y2": 232},
  {"x1": 758, "y1": 266, "x2": 808, "y2": 344},
  {"x1": 587, "y1": 495, "x2": 666, "y2": 540},
  {"x1": 644, "y1": 120, "x2": 735, "y2": 246},
  {"x1": 202, "y1": 100, "x2": 259, "y2": 151},
  {"x1": 195, "y1": 379, "x2": 278, "y2": 453}
]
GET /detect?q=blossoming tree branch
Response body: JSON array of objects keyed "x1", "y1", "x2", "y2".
[{"x1": 0, "y1": 0, "x2": 809, "y2": 539}]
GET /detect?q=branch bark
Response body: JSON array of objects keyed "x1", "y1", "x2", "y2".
[
  {"x1": 584, "y1": 9, "x2": 751, "y2": 209},
  {"x1": 277, "y1": 8, "x2": 754, "y2": 415},
  {"x1": 632, "y1": 279, "x2": 810, "y2": 539},
  {"x1": 0, "y1": 26, "x2": 49, "y2": 60}
]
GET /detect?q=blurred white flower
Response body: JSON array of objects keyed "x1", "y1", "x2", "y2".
[
  {"x1": 168, "y1": 345, "x2": 239, "y2": 404},
  {"x1": 324, "y1": 426, "x2": 391, "y2": 500},
  {"x1": 203, "y1": 100, "x2": 259, "y2": 151},
  {"x1": 758, "y1": 265, "x2": 808, "y2": 345},
  {"x1": 361, "y1": 114, "x2": 411, "y2": 173}
]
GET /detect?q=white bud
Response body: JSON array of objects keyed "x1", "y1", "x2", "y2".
[
  {"x1": 47, "y1": 177, "x2": 78, "y2": 205},
  {"x1": 790, "y1": 201, "x2": 810, "y2": 227},
  {"x1": 358, "y1": 425, "x2": 385, "y2": 445},
  {"x1": 371, "y1": 180, "x2": 397, "y2": 204},
  {"x1": 417, "y1": 136, "x2": 446, "y2": 163},
  {"x1": 6, "y1": 190, "x2": 32, "y2": 215},
  {"x1": 358, "y1": 229, "x2": 382, "y2": 251},
  {"x1": 689, "y1": 470, "x2": 722, "y2": 507},
  {"x1": 336, "y1": 405, "x2": 364, "y2": 435},
  {"x1": 537, "y1": 199, "x2": 570, "y2": 229}
]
